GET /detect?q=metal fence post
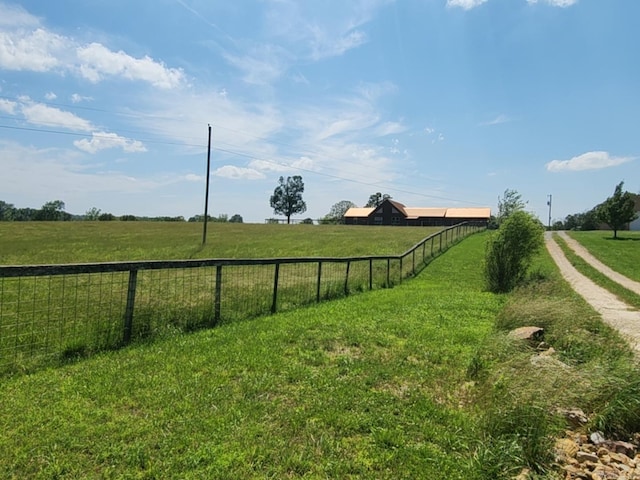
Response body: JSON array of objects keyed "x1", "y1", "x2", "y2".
[
  {"x1": 214, "y1": 265, "x2": 222, "y2": 324},
  {"x1": 344, "y1": 261, "x2": 351, "y2": 296},
  {"x1": 369, "y1": 258, "x2": 373, "y2": 290},
  {"x1": 386, "y1": 258, "x2": 390, "y2": 287},
  {"x1": 316, "y1": 261, "x2": 322, "y2": 302},
  {"x1": 271, "y1": 263, "x2": 280, "y2": 314},
  {"x1": 123, "y1": 269, "x2": 138, "y2": 344}
]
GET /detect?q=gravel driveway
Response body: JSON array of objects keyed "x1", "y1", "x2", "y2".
[{"x1": 545, "y1": 231, "x2": 640, "y2": 353}]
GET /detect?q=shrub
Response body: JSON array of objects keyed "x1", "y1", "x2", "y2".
[{"x1": 484, "y1": 211, "x2": 544, "y2": 293}]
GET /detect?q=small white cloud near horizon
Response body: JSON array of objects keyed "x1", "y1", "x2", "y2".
[
  {"x1": 0, "y1": 98, "x2": 17, "y2": 114},
  {"x1": 71, "y1": 93, "x2": 93, "y2": 103},
  {"x1": 546, "y1": 151, "x2": 634, "y2": 172},
  {"x1": 44, "y1": 92, "x2": 57, "y2": 100},
  {"x1": 213, "y1": 165, "x2": 265, "y2": 180},
  {"x1": 74, "y1": 132, "x2": 147, "y2": 154}
]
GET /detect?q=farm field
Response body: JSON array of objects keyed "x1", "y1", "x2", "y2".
[
  {"x1": 0, "y1": 222, "x2": 440, "y2": 265},
  {"x1": 2, "y1": 232, "x2": 640, "y2": 478},
  {"x1": 567, "y1": 231, "x2": 640, "y2": 282}
]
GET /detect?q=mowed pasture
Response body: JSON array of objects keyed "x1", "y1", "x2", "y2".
[
  {"x1": 0, "y1": 222, "x2": 460, "y2": 375},
  {"x1": 0, "y1": 222, "x2": 439, "y2": 265},
  {"x1": 567, "y1": 230, "x2": 640, "y2": 282}
]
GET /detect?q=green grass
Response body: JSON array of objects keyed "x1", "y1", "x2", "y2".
[
  {"x1": 554, "y1": 235, "x2": 640, "y2": 310},
  {"x1": 0, "y1": 233, "x2": 504, "y2": 479},
  {"x1": 567, "y1": 231, "x2": 640, "y2": 282},
  {"x1": 0, "y1": 222, "x2": 441, "y2": 265},
  {"x1": 2, "y1": 229, "x2": 640, "y2": 478}
]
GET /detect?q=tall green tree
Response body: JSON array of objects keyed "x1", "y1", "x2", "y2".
[
  {"x1": 0, "y1": 201, "x2": 15, "y2": 221},
  {"x1": 270, "y1": 176, "x2": 307, "y2": 224},
  {"x1": 365, "y1": 192, "x2": 391, "y2": 208},
  {"x1": 322, "y1": 200, "x2": 356, "y2": 224},
  {"x1": 36, "y1": 200, "x2": 67, "y2": 221},
  {"x1": 597, "y1": 181, "x2": 638, "y2": 239},
  {"x1": 497, "y1": 189, "x2": 526, "y2": 223},
  {"x1": 85, "y1": 207, "x2": 101, "y2": 221}
]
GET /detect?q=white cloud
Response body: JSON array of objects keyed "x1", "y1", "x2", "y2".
[
  {"x1": 546, "y1": 151, "x2": 634, "y2": 172},
  {"x1": 0, "y1": 5, "x2": 184, "y2": 88},
  {"x1": 0, "y1": 28, "x2": 68, "y2": 71},
  {"x1": 449, "y1": 0, "x2": 577, "y2": 8},
  {"x1": 0, "y1": 3, "x2": 40, "y2": 28},
  {"x1": 0, "y1": 98, "x2": 16, "y2": 114},
  {"x1": 213, "y1": 165, "x2": 265, "y2": 180},
  {"x1": 71, "y1": 93, "x2": 92, "y2": 103},
  {"x1": 248, "y1": 159, "x2": 290, "y2": 173},
  {"x1": 21, "y1": 101, "x2": 93, "y2": 131},
  {"x1": 223, "y1": 44, "x2": 290, "y2": 85},
  {"x1": 44, "y1": 92, "x2": 57, "y2": 100},
  {"x1": 480, "y1": 114, "x2": 510, "y2": 126},
  {"x1": 76, "y1": 43, "x2": 185, "y2": 89},
  {"x1": 527, "y1": 0, "x2": 578, "y2": 6},
  {"x1": 375, "y1": 121, "x2": 407, "y2": 137},
  {"x1": 446, "y1": 0, "x2": 488, "y2": 10},
  {"x1": 73, "y1": 132, "x2": 147, "y2": 154},
  {"x1": 184, "y1": 173, "x2": 204, "y2": 182}
]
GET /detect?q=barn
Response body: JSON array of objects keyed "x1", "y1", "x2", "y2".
[{"x1": 343, "y1": 199, "x2": 491, "y2": 226}]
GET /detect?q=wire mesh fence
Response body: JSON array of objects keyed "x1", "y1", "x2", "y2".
[{"x1": 0, "y1": 222, "x2": 483, "y2": 375}]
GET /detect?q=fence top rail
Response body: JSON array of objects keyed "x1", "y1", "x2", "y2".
[{"x1": 0, "y1": 222, "x2": 481, "y2": 278}]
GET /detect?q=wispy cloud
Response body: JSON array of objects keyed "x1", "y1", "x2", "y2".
[
  {"x1": 546, "y1": 151, "x2": 634, "y2": 172},
  {"x1": 449, "y1": 0, "x2": 577, "y2": 8},
  {"x1": 527, "y1": 0, "x2": 578, "y2": 7},
  {"x1": 213, "y1": 165, "x2": 265, "y2": 180},
  {"x1": 480, "y1": 114, "x2": 511, "y2": 126},
  {"x1": 446, "y1": 0, "x2": 488, "y2": 10}
]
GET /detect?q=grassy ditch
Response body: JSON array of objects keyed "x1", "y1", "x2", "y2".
[
  {"x1": 1, "y1": 233, "x2": 640, "y2": 478},
  {"x1": 554, "y1": 234, "x2": 640, "y2": 310},
  {"x1": 567, "y1": 231, "x2": 640, "y2": 283}
]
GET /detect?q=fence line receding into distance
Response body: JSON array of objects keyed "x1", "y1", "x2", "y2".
[{"x1": 0, "y1": 222, "x2": 484, "y2": 375}]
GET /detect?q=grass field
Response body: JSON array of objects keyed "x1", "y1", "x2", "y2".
[
  {"x1": 0, "y1": 223, "x2": 468, "y2": 376},
  {"x1": 567, "y1": 230, "x2": 640, "y2": 282},
  {"x1": 0, "y1": 222, "x2": 440, "y2": 265},
  {"x1": 2, "y1": 231, "x2": 640, "y2": 478}
]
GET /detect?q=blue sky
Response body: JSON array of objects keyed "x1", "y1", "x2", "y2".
[{"x1": 0, "y1": 0, "x2": 637, "y2": 223}]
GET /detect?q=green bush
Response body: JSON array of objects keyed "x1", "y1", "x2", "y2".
[{"x1": 484, "y1": 211, "x2": 544, "y2": 293}]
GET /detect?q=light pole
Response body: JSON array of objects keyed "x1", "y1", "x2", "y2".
[{"x1": 547, "y1": 194, "x2": 552, "y2": 230}]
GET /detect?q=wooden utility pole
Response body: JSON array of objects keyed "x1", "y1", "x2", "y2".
[
  {"x1": 547, "y1": 194, "x2": 552, "y2": 230},
  {"x1": 202, "y1": 124, "x2": 212, "y2": 245}
]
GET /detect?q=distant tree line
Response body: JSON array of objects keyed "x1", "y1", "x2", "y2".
[{"x1": 0, "y1": 200, "x2": 243, "y2": 223}]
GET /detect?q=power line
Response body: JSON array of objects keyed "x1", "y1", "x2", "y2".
[{"x1": 0, "y1": 122, "x2": 488, "y2": 207}]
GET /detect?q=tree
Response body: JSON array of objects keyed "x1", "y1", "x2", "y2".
[
  {"x1": 365, "y1": 192, "x2": 391, "y2": 208},
  {"x1": 597, "y1": 181, "x2": 638, "y2": 239},
  {"x1": 0, "y1": 201, "x2": 15, "y2": 221},
  {"x1": 497, "y1": 189, "x2": 526, "y2": 223},
  {"x1": 270, "y1": 176, "x2": 307, "y2": 224},
  {"x1": 484, "y1": 210, "x2": 544, "y2": 293},
  {"x1": 36, "y1": 200, "x2": 66, "y2": 221},
  {"x1": 229, "y1": 214, "x2": 243, "y2": 223},
  {"x1": 322, "y1": 200, "x2": 356, "y2": 224},
  {"x1": 85, "y1": 207, "x2": 101, "y2": 221},
  {"x1": 98, "y1": 213, "x2": 115, "y2": 221}
]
